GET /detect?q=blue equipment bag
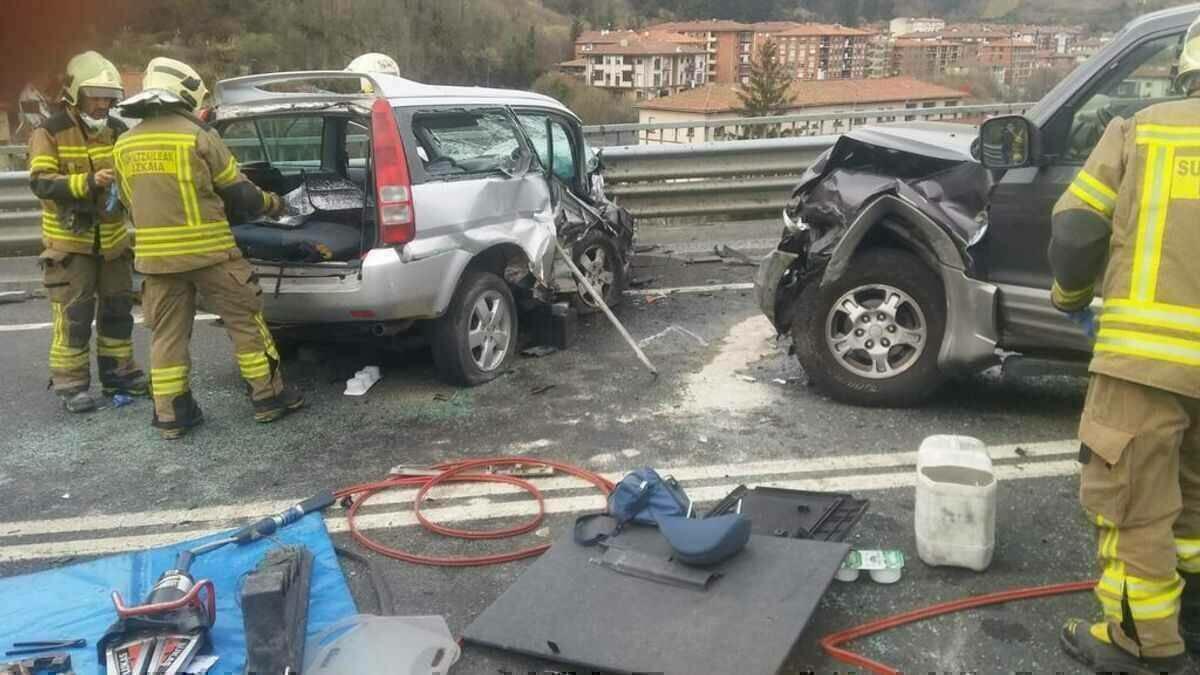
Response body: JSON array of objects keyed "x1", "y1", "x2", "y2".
[{"x1": 576, "y1": 468, "x2": 750, "y2": 567}]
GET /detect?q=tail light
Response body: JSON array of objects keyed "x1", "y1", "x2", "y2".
[{"x1": 370, "y1": 98, "x2": 415, "y2": 246}]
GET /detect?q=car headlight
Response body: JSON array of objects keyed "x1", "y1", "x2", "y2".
[{"x1": 782, "y1": 208, "x2": 808, "y2": 234}]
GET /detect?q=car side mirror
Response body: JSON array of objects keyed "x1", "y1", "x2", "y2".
[{"x1": 977, "y1": 115, "x2": 1041, "y2": 169}]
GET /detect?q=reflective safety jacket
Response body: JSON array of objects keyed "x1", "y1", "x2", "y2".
[
  {"x1": 113, "y1": 111, "x2": 276, "y2": 274},
  {"x1": 1051, "y1": 96, "x2": 1200, "y2": 398},
  {"x1": 27, "y1": 110, "x2": 129, "y2": 259}
]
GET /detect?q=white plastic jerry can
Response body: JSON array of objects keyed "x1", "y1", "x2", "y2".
[{"x1": 914, "y1": 435, "x2": 997, "y2": 571}]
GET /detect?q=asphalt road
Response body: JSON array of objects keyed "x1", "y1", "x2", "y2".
[{"x1": 0, "y1": 226, "x2": 1100, "y2": 674}]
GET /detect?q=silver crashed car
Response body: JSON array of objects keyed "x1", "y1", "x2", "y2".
[{"x1": 208, "y1": 71, "x2": 635, "y2": 386}]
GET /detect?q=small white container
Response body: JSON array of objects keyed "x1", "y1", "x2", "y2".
[{"x1": 915, "y1": 435, "x2": 997, "y2": 572}]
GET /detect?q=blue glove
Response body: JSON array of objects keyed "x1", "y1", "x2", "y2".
[{"x1": 1068, "y1": 308, "x2": 1097, "y2": 340}]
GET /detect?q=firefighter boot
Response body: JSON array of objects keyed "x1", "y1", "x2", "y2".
[
  {"x1": 252, "y1": 385, "x2": 304, "y2": 423},
  {"x1": 100, "y1": 366, "x2": 149, "y2": 397},
  {"x1": 1061, "y1": 619, "x2": 1192, "y2": 674},
  {"x1": 152, "y1": 392, "x2": 204, "y2": 440},
  {"x1": 58, "y1": 388, "x2": 97, "y2": 414},
  {"x1": 1182, "y1": 572, "x2": 1200, "y2": 655}
]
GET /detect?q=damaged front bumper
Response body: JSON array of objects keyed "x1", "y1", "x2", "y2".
[{"x1": 755, "y1": 248, "x2": 800, "y2": 327}]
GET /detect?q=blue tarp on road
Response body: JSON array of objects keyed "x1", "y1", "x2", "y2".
[{"x1": 0, "y1": 513, "x2": 356, "y2": 674}]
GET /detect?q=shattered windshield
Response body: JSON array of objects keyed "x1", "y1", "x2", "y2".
[{"x1": 411, "y1": 109, "x2": 524, "y2": 177}]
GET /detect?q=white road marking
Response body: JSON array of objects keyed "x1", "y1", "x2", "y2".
[
  {"x1": 0, "y1": 459, "x2": 1079, "y2": 563},
  {"x1": 0, "y1": 313, "x2": 220, "y2": 333},
  {"x1": 624, "y1": 283, "x2": 755, "y2": 297},
  {"x1": 0, "y1": 440, "x2": 1078, "y2": 562}
]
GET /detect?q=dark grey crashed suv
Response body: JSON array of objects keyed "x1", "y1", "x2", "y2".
[{"x1": 755, "y1": 3, "x2": 1200, "y2": 406}]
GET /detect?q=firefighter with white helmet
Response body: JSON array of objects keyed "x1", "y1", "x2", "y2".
[
  {"x1": 113, "y1": 57, "x2": 302, "y2": 439},
  {"x1": 345, "y1": 52, "x2": 399, "y2": 93},
  {"x1": 28, "y1": 51, "x2": 147, "y2": 413}
]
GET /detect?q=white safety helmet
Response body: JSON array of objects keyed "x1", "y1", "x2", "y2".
[
  {"x1": 345, "y1": 53, "x2": 400, "y2": 93},
  {"x1": 63, "y1": 51, "x2": 123, "y2": 107},
  {"x1": 1179, "y1": 15, "x2": 1200, "y2": 91},
  {"x1": 141, "y1": 57, "x2": 209, "y2": 112}
]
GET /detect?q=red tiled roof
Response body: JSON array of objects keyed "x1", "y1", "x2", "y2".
[
  {"x1": 576, "y1": 30, "x2": 636, "y2": 44},
  {"x1": 776, "y1": 23, "x2": 876, "y2": 38},
  {"x1": 638, "y1": 76, "x2": 967, "y2": 113},
  {"x1": 650, "y1": 20, "x2": 755, "y2": 33},
  {"x1": 893, "y1": 38, "x2": 962, "y2": 48},
  {"x1": 978, "y1": 39, "x2": 1036, "y2": 49},
  {"x1": 589, "y1": 39, "x2": 706, "y2": 56},
  {"x1": 751, "y1": 21, "x2": 803, "y2": 33}
]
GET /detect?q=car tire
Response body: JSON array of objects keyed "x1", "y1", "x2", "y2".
[
  {"x1": 571, "y1": 232, "x2": 626, "y2": 314},
  {"x1": 432, "y1": 270, "x2": 518, "y2": 387},
  {"x1": 791, "y1": 248, "x2": 946, "y2": 407}
]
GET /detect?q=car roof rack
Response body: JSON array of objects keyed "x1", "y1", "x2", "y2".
[{"x1": 215, "y1": 71, "x2": 382, "y2": 107}]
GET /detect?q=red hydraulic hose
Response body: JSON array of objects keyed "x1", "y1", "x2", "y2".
[
  {"x1": 334, "y1": 457, "x2": 614, "y2": 567},
  {"x1": 820, "y1": 580, "x2": 1097, "y2": 674}
]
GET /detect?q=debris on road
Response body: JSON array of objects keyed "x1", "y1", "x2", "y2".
[
  {"x1": 344, "y1": 366, "x2": 382, "y2": 396},
  {"x1": 685, "y1": 255, "x2": 723, "y2": 265},
  {"x1": 111, "y1": 393, "x2": 134, "y2": 408},
  {"x1": 521, "y1": 345, "x2": 558, "y2": 358},
  {"x1": 713, "y1": 244, "x2": 758, "y2": 267},
  {"x1": 637, "y1": 325, "x2": 708, "y2": 348},
  {"x1": 706, "y1": 485, "x2": 869, "y2": 542},
  {"x1": 0, "y1": 291, "x2": 29, "y2": 305},
  {"x1": 772, "y1": 378, "x2": 788, "y2": 385},
  {"x1": 530, "y1": 384, "x2": 557, "y2": 396},
  {"x1": 628, "y1": 276, "x2": 657, "y2": 288},
  {"x1": 634, "y1": 244, "x2": 660, "y2": 254},
  {"x1": 916, "y1": 435, "x2": 997, "y2": 571},
  {"x1": 697, "y1": 435, "x2": 709, "y2": 444},
  {"x1": 738, "y1": 375, "x2": 757, "y2": 383},
  {"x1": 836, "y1": 549, "x2": 906, "y2": 584}
]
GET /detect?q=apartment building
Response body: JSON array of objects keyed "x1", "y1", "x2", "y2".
[
  {"x1": 585, "y1": 37, "x2": 708, "y2": 99},
  {"x1": 976, "y1": 39, "x2": 1037, "y2": 86},
  {"x1": 649, "y1": 20, "x2": 759, "y2": 84},
  {"x1": 769, "y1": 24, "x2": 875, "y2": 81},
  {"x1": 889, "y1": 17, "x2": 946, "y2": 36},
  {"x1": 891, "y1": 39, "x2": 964, "y2": 79}
]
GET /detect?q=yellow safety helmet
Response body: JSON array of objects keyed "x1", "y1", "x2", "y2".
[
  {"x1": 63, "y1": 51, "x2": 123, "y2": 107},
  {"x1": 142, "y1": 57, "x2": 209, "y2": 112},
  {"x1": 345, "y1": 53, "x2": 400, "y2": 93},
  {"x1": 1178, "y1": 15, "x2": 1200, "y2": 91}
]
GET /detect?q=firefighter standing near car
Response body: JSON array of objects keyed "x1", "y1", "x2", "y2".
[
  {"x1": 113, "y1": 57, "x2": 302, "y2": 440},
  {"x1": 1050, "y1": 16, "x2": 1200, "y2": 674},
  {"x1": 29, "y1": 51, "x2": 147, "y2": 413}
]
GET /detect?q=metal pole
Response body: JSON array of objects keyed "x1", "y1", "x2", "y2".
[{"x1": 554, "y1": 240, "x2": 657, "y2": 377}]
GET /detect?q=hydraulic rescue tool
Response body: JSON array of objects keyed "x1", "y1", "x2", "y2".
[{"x1": 98, "y1": 492, "x2": 335, "y2": 674}]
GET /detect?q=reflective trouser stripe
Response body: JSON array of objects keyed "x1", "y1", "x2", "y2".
[
  {"x1": 1132, "y1": 141, "x2": 1172, "y2": 302},
  {"x1": 1095, "y1": 328, "x2": 1200, "y2": 367},
  {"x1": 49, "y1": 303, "x2": 88, "y2": 370},
  {"x1": 1178, "y1": 537, "x2": 1200, "y2": 573},
  {"x1": 97, "y1": 336, "x2": 133, "y2": 359},
  {"x1": 253, "y1": 313, "x2": 279, "y2": 361},
  {"x1": 151, "y1": 365, "x2": 189, "y2": 397},
  {"x1": 236, "y1": 352, "x2": 271, "y2": 380}
]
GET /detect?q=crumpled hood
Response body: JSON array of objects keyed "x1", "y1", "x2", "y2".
[
  {"x1": 845, "y1": 122, "x2": 979, "y2": 163},
  {"x1": 787, "y1": 123, "x2": 992, "y2": 259}
]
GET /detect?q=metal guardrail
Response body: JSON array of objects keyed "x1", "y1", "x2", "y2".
[
  {"x1": 0, "y1": 103, "x2": 1026, "y2": 253},
  {"x1": 601, "y1": 136, "x2": 837, "y2": 219},
  {"x1": 583, "y1": 102, "x2": 1033, "y2": 146},
  {"x1": 0, "y1": 171, "x2": 42, "y2": 255}
]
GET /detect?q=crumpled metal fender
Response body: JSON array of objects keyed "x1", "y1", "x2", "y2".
[{"x1": 814, "y1": 193, "x2": 1000, "y2": 374}]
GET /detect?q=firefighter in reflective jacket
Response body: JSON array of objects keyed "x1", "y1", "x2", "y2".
[
  {"x1": 113, "y1": 58, "x2": 302, "y2": 440},
  {"x1": 29, "y1": 51, "x2": 147, "y2": 413},
  {"x1": 1051, "y1": 16, "x2": 1200, "y2": 673}
]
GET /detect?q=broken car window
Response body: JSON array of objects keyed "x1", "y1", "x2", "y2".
[
  {"x1": 517, "y1": 113, "x2": 579, "y2": 184},
  {"x1": 412, "y1": 110, "x2": 526, "y2": 178}
]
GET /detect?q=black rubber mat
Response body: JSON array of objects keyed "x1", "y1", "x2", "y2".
[
  {"x1": 463, "y1": 526, "x2": 849, "y2": 675},
  {"x1": 706, "y1": 486, "x2": 869, "y2": 542}
]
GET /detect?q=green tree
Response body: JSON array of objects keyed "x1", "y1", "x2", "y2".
[{"x1": 736, "y1": 39, "x2": 795, "y2": 138}]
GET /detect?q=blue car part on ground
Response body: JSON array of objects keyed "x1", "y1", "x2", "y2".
[{"x1": 0, "y1": 513, "x2": 355, "y2": 674}]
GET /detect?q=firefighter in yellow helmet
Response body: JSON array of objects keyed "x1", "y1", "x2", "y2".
[
  {"x1": 113, "y1": 57, "x2": 302, "y2": 440},
  {"x1": 28, "y1": 51, "x2": 147, "y2": 413},
  {"x1": 1052, "y1": 16, "x2": 1200, "y2": 673}
]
